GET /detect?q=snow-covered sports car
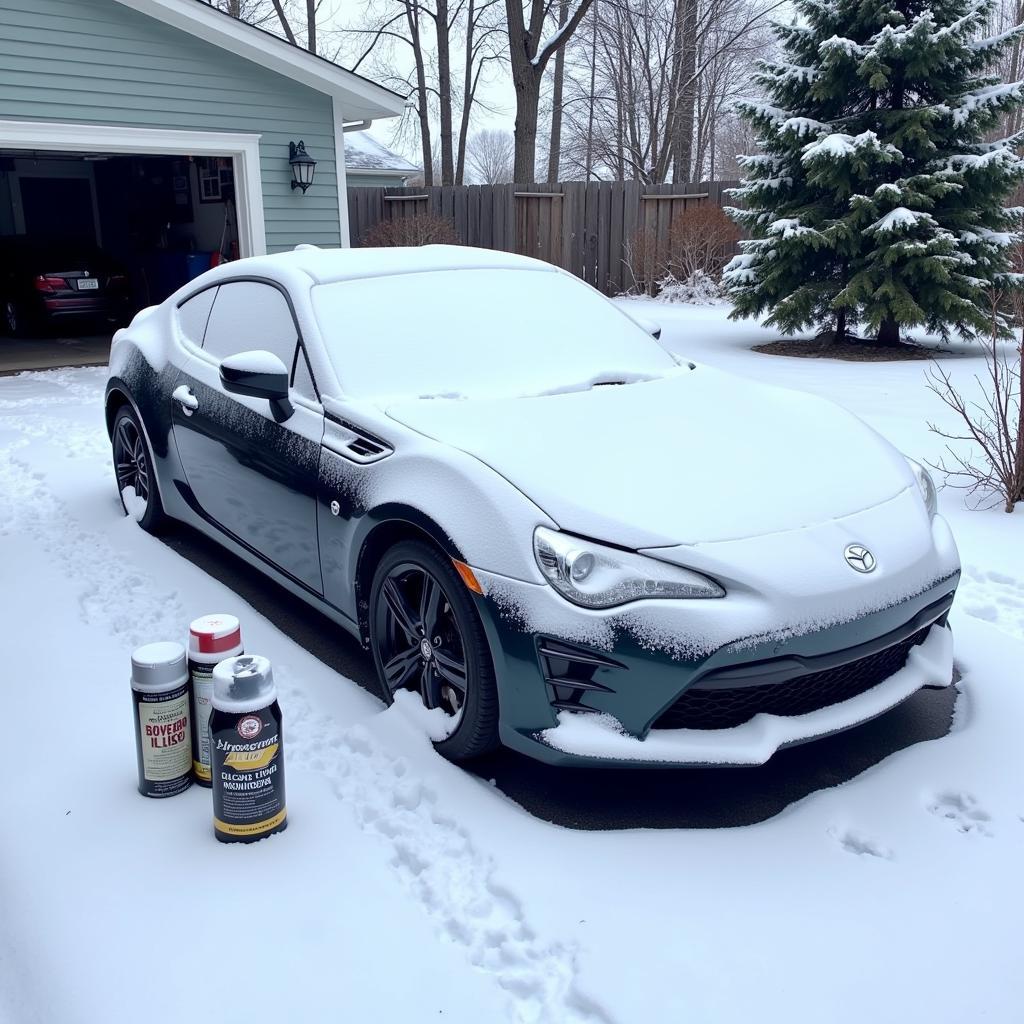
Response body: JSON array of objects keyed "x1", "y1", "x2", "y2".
[{"x1": 105, "y1": 246, "x2": 960, "y2": 766}]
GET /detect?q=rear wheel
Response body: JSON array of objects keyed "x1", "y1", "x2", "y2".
[
  {"x1": 369, "y1": 540, "x2": 499, "y2": 761},
  {"x1": 111, "y1": 405, "x2": 168, "y2": 533}
]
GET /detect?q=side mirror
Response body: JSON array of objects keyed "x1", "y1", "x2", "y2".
[
  {"x1": 220, "y1": 350, "x2": 293, "y2": 420},
  {"x1": 632, "y1": 316, "x2": 662, "y2": 340}
]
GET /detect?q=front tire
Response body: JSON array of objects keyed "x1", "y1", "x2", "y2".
[
  {"x1": 369, "y1": 539, "x2": 499, "y2": 761},
  {"x1": 111, "y1": 405, "x2": 168, "y2": 534}
]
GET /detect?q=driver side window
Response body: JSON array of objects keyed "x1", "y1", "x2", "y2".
[{"x1": 202, "y1": 281, "x2": 299, "y2": 372}]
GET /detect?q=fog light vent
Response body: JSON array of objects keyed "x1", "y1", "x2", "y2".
[{"x1": 537, "y1": 638, "x2": 626, "y2": 712}]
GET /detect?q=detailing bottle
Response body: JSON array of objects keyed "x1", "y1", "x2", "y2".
[
  {"x1": 187, "y1": 614, "x2": 243, "y2": 787},
  {"x1": 130, "y1": 641, "x2": 193, "y2": 798},
  {"x1": 210, "y1": 655, "x2": 287, "y2": 843}
]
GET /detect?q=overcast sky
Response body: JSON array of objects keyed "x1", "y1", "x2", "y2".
[{"x1": 318, "y1": 0, "x2": 521, "y2": 165}]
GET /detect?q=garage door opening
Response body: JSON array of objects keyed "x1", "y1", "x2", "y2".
[{"x1": 0, "y1": 149, "x2": 240, "y2": 373}]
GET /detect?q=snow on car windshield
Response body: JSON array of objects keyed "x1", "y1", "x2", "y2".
[{"x1": 311, "y1": 268, "x2": 677, "y2": 400}]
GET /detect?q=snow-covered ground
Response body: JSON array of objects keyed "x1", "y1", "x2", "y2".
[{"x1": 1, "y1": 305, "x2": 1022, "y2": 1024}]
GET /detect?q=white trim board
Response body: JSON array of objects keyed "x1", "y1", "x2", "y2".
[
  {"x1": 0, "y1": 120, "x2": 266, "y2": 257},
  {"x1": 114, "y1": 0, "x2": 406, "y2": 122},
  {"x1": 332, "y1": 98, "x2": 351, "y2": 248}
]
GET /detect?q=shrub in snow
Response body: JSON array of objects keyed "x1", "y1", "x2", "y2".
[
  {"x1": 362, "y1": 214, "x2": 460, "y2": 248},
  {"x1": 625, "y1": 203, "x2": 739, "y2": 296},
  {"x1": 724, "y1": 0, "x2": 1024, "y2": 345},
  {"x1": 654, "y1": 270, "x2": 726, "y2": 304},
  {"x1": 927, "y1": 270, "x2": 1024, "y2": 512}
]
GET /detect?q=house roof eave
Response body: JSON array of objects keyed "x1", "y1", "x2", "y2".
[{"x1": 113, "y1": 0, "x2": 407, "y2": 121}]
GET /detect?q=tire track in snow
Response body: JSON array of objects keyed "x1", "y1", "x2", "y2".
[{"x1": 0, "y1": 383, "x2": 615, "y2": 1024}]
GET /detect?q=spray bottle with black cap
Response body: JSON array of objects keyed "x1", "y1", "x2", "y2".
[{"x1": 209, "y1": 655, "x2": 287, "y2": 843}]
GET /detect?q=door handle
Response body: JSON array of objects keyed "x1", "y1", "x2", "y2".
[{"x1": 172, "y1": 384, "x2": 199, "y2": 416}]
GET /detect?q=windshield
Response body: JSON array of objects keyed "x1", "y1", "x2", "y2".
[{"x1": 311, "y1": 268, "x2": 675, "y2": 401}]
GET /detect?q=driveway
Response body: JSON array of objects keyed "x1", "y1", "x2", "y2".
[{"x1": 0, "y1": 330, "x2": 111, "y2": 375}]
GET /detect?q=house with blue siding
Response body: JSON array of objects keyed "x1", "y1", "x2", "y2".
[{"x1": 0, "y1": 0, "x2": 404, "y2": 295}]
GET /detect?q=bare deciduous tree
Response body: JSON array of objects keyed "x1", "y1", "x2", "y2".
[
  {"x1": 505, "y1": 0, "x2": 596, "y2": 182},
  {"x1": 466, "y1": 129, "x2": 515, "y2": 183},
  {"x1": 559, "y1": 0, "x2": 776, "y2": 183},
  {"x1": 207, "y1": 0, "x2": 332, "y2": 51},
  {"x1": 928, "y1": 274, "x2": 1024, "y2": 513},
  {"x1": 341, "y1": 0, "x2": 505, "y2": 185}
]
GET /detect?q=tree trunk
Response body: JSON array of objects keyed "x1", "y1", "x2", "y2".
[
  {"x1": 512, "y1": 69, "x2": 541, "y2": 182},
  {"x1": 833, "y1": 309, "x2": 847, "y2": 344},
  {"x1": 506, "y1": 0, "x2": 595, "y2": 184},
  {"x1": 270, "y1": 0, "x2": 296, "y2": 44},
  {"x1": 455, "y1": 0, "x2": 476, "y2": 185},
  {"x1": 436, "y1": 0, "x2": 455, "y2": 184},
  {"x1": 877, "y1": 317, "x2": 900, "y2": 346},
  {"x1": 585, "y1": 8, "x2": 598, "y2": 180},
  {"x1": 546, "y1": 0, "x2": 569, "y2": 183},
  {"x1": 306, "y1": 0, "x2": 317, "y2": 52},
  {"x1": 670, "y1": 0, "x2": 697, "y2": 184},
  {"x1": 404, "y1": 1, "x2": 433, "y2": 185}
]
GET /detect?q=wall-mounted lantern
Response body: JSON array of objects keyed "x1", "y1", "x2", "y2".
[{"x1": 289, "y1": 140, "x2": 317, "y2": 193}]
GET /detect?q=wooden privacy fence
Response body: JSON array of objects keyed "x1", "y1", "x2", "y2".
[{"x1": 347, "y1": 179, "x2": 742, "y2": 296}]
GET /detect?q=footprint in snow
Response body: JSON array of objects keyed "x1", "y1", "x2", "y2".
[
  {"x1": 927, "y1": 792, "x2": 993, "y2": 837},
  {"x1": 958, "y1": 566, "x2": 1024, "y2": 644},
  {"x1": 828, "y1": 826, "x2": 893, "y2": 860}
]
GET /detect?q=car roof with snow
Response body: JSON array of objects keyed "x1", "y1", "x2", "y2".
[{"x1": 190, "y1": 245, "x2": 558, "y2": 291}]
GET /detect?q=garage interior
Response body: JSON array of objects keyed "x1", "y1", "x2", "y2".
[{"x1": 0, "y1": 149, "x2": 238, "y2": 373}]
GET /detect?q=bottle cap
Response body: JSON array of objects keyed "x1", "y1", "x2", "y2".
[
  {"x1": 131, "y1": 641, "x2": 188, "y2": 693},
  {"x1": 212, "y1": 655, "x2": 277, "y2": 714},
  {"x1": 189, "y1": 614, "x2": 242, "y2": 661}
]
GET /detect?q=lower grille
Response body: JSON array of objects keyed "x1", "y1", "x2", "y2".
[{"x1": 653, "y1": 626, "x2": 932, "y2": 731}]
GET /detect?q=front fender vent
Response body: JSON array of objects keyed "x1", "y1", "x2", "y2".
[{"x1": 323, "y1": 416, "x2": 393, "y2": 464}]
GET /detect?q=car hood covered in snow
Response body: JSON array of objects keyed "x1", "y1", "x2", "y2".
[{"x1": 385, "y1": 367, "x2": 917, "y2": 550}]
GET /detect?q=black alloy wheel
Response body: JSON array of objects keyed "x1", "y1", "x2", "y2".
[
  {"x1": 369, "y1": 540, "x2": 499, "y2": 761},
  {"x1": 111, "y1": 406, "x2": 167, "y2": 533}
]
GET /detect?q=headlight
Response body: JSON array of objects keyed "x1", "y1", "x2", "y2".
[
  {"x1": 906, "y1": 458, "x2": 937, "y2": 518},
  {"x1": 533, "y1": 526, "x2": 725, "y2": 608}
]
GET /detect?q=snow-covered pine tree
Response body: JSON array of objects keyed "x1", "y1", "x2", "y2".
[{"x1": 724, "y1": 0, "x2": 1024, "y2": 344}]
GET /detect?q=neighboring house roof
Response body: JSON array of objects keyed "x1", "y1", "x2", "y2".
[
  {"x1": 113, "y1": 0, "x2": 406, "y2": 122},
  {"x1": 344, "y1": 132, "x2": 418, "y2": 176}
]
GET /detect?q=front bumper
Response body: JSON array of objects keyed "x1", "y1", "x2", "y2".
[
  {"x1": 469, "y1": 488, "x2": 960, "y2": 766},
  {"x1": 471, "y1": 572, "x2": 959, "y2": 768}
]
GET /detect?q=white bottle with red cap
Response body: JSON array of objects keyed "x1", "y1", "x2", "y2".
[{"x1": 187, "y1": 614, "x2": 243, "y2": 787}]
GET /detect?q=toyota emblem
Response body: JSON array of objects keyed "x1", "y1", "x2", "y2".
[{"x1": 844, "y1": 544, "x2": 876, "y2": 573}]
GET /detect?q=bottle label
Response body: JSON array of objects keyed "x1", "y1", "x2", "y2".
[
  {"x1": 189, "y1": 662, "x2": 216, "y2": 782},
  {"x1": 138, "y1": 689, "x2": 191, "y2": 782},
  {"x1": 211, "y1": 703, "x2": 286, "y2": 841}
]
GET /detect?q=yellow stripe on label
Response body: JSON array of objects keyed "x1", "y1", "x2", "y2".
[
  {"x1": 223, "y1": 743, "x2": 279, "y2": 772},
  {"x1": 193, "y1": 761, "x2": 211, "y2": 780},
  {"x1": 214, "y1": 808, "x2": 287, "y2": 837}
]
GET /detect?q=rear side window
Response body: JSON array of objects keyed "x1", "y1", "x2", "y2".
[
  {"x1": 176, "y1": 288, "x2": 217, "y2": 348},
  {"x1": 202, "y1": 281, "x2": 299, "y2": 368}
]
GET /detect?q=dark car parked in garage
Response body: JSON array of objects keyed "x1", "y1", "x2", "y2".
[{"x1": 0, "y1": 237, "x2": 132, "y2": 335}]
